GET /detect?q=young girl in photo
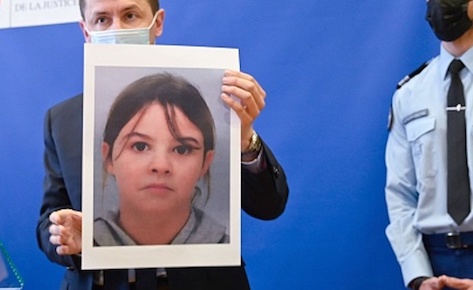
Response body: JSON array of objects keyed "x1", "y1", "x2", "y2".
[{"x1": 94, "y1": 73, "x2": 228, "y2": 246}]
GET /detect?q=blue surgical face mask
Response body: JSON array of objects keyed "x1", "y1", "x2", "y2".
[{"x1": 87, "y1": 13, "x2": 159, "y2": 44}]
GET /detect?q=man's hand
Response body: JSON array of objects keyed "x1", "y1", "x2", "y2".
[
  {"x1": 49, "y1": 209, "x2": 83, "y2": 255},
  {"x1": 220, "y1": 70, "x2": 266, "y2": 151},
  {"x1": 439, "y1": 275, "x2": 473, "y2": 290}
]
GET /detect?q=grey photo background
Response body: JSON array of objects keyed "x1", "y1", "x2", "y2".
[{"x1": 91, "y1": 66, "x2": 231, "y2": 237}]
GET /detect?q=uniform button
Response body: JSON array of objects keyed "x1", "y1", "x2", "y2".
[{"x1": 272, "y1": 166, "x2": 280, "y2": 178}]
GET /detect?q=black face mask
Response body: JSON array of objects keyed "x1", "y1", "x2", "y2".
[{"x1": 426, "y1": 0, "x2": 472, "y2": 41}]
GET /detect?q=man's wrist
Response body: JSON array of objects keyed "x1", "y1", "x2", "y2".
[
  {"x1": 409, "y1": 277, "x2": 430, "y2": 290},
  {"x1": 241, "y1": 131, "x2": 262, "y2": 161}
]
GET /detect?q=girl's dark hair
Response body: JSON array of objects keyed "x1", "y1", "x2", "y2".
[{"x1": 103, "y1": 73, "x2": 215, "y2": 161}]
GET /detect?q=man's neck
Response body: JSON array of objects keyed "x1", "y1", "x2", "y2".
[{"x1": 443, "y1": 29, "x2": 473, "y2": 57}]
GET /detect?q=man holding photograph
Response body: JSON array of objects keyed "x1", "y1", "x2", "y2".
[{"x1": 35, "y1": 0, "x2": 289, "y2": 289}]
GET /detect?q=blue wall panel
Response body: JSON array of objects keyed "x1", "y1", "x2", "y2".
[{"x1": 0, "y1": 0, "x2": 440, "y2": 289}]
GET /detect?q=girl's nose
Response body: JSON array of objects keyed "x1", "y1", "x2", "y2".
[{"x1": 148, "y1": 150, "x2": 171, "y2": 174}]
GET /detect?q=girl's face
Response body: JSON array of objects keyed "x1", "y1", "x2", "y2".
[{"x1": 102, "y1": 102, "x2": 214, "y2": 215}]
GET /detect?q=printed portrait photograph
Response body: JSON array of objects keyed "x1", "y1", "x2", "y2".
[
  {"x1": 81, "y1": 44, "x2": 241, "y2": 269},
  {"x1": 92, "y1": 66, "x2": 232, "y2": 248}
]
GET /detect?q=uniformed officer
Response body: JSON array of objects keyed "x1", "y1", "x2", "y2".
[{"x1": 385, "y1": 1, "x2": 473, "y2": 290}]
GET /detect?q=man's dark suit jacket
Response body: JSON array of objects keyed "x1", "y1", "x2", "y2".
[{"x1": 36, "y1": 94, "x2": 289, "y2": 290}]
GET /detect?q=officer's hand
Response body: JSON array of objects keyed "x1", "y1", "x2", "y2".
[
  {"x1": 419, "y1": 277, "x2": 445, "y2": 290},
  {"x1": 440, "y1": 275, "x2": 473, "y2": 290}
]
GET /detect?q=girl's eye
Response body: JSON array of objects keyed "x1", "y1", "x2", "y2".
[
  {"x1": 174, "y1": 145, "x2": 192, "y2": 155},
  {"x1": 132, "y1": 142, "x2": 148, "y2": 152}
]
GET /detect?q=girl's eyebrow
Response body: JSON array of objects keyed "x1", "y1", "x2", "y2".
[
  {"x1": 126, "y1": 132, "x2": 202, "y2": 148},
  {"x1": 177, "y1": 137, "x2": 202, "y2": 147},
  {"x1": 125, "y1": 131, "x2": 151, "y2": 140}
]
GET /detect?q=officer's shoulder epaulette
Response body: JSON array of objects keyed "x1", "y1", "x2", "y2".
[
  {"x1": 388, "y1": 59, "x2": 431, "y2": 132},
  {"x1": 396, "y1": 59, "x2": 432, "y2": 90}
]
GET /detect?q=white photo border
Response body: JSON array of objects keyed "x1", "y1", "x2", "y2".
[{"x1": 82, "y1": 44, "x2": 241, "y2": 270}]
